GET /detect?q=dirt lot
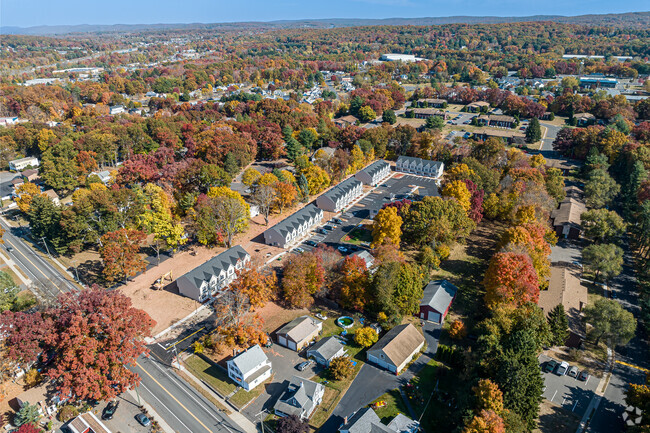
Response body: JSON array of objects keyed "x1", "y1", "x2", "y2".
[
  {"x1": 0, "y1": 381, "x2": 25, "y2": 427},
  {"x1": 535, "y1": 400, "x2": 581, "y2": 433}
]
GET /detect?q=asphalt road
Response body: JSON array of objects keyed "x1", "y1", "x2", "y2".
[
  {"x1": 131, "y1": 355, "x2": 245, "y2": 433},
  {"x1": 0, "y1": 217, "x2": 79, "y2": 299}
]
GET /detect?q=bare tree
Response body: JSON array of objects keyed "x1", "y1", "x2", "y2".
[
  {"x1": 252, "y1": 184, "x2": 276, "y2": 225},
  {"x1": 215, "y1": 196, "x2": 249, "y2": 247}
]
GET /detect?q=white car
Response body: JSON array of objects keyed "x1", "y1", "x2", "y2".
[{"x1": 556, "y1": 361, "x2": 569, "y2": 376}]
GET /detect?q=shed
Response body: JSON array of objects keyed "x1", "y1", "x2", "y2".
[{"x1": 419, "y1": 280, "x2": 458, "y2": 324}]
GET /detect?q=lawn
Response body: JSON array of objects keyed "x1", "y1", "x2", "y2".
[
  {"x1": 341, "y1": 226, "x2": 373, "y2": 246},
  {"x1": 370, "y1": 389, "x2": 409, "y2": 424}
]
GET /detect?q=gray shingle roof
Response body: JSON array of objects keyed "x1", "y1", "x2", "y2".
[
  {"x1": 308, "y1": 337, "x2": 344, "y2": 361},
  {"x1": 267, "y1": 204, "x2": 322, "y2": 237},
  {"x1": 387, "y1": 414, "x2": 420, "y2": 433},
  {"x1": 420, "y1": 280, "x2": 458, "y2": 313},
  {"x1": 359, "y1": 160, "x2": 389, "y2": 178},
  {"x1": 340, "y1": 408, "x2": 382, "y2": 433},
  {"x1": 177, "y1": 245, "x2": 249, "y2": 291},
  {"x1": 274, "y1": 376, "x2": 323, "y2": 418},
  {"x1": 229, "y1": 345, "x2": 268, "y2": 376},
  {"x1": 396, "y1": 156, "x2": 443, "y2": 172},
  {"x1": 322, "y1": 177, "x2": 361, "y2": 203},
  {"x1": 277, "y1": 316, "x2": 321, "y2": 343}
]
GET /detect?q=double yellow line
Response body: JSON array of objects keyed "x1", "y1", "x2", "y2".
[{"x1": 615, "y1": 360, "x2": 649, "y2": 373}]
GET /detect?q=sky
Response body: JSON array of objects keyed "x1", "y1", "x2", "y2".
[{"x1": 1, "y1": 0, "x2": 647, "y2": 28}]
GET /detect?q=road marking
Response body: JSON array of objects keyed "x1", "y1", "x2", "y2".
[
  {"x1": 165, "y1": 327, "x2": 205, "y2": 350},
  {"x1": 4, "y1": 238, "x2": 61, "y2": 291},
  {"x1": 138, "y1": 382, "x2": 194, "y2": 433},
  {"x1": 615, "y1": 360, "x2": 649, "y2": 373},
  {"x1": 551, "y1": 390, "x2": 557, "y2": 401},
  {"x1": 584, "y1": 376, "x2": 590, "y2": 386},
  {"x1": 572, "y1": 401, "x2": 578, "y2": 412},
  {"x1": 135, "y1": 360, "x2": 217, "y2": 433}
]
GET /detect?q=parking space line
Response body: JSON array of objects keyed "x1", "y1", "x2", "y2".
[{"x1": 551, "y1": 390, "x2": 557, "y2": 402}]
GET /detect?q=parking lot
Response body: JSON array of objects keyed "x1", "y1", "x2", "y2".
[
  {"x1": 291, "y1": 173, "x2": 440, "y2": 255},
  {"x1": 539, "y1": 354, "x2": 598, "y2": 418}
]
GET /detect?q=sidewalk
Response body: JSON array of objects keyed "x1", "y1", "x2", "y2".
[
  {"x1": 177, "y1": 361, "x2": 258, "y2": 433},
  {"x1": 575, "y1": 347, "x2": 613, "y2": 433},
  {"x1": 127, "y1": 388, "x2": 176, "y2": 433}
]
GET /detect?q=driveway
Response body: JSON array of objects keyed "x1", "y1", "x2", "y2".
[
  {"x1": 539, "y1": 354, "x2": 598, "y2": 419},
  {"x1": 550, "y1": 238, "x2": 581, "y2": 265},
  {"x1": 57, "y1": 392, "x2": 151, "y2": 433},
  {"x1": 319, "y1": 321, "x2": 441, "y2": 433}
]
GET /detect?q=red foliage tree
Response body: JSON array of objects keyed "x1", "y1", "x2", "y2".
[
  {"x1": 99, "y1": 229, "x2": 147, "y2": 283},
  {"x1": 464, "y1": 179, "x2": 484, "y2": 224},
  {"x1": 483, "y1": 252, "x2": 540, "y2": 309},
  {"x1": 0, "y1": 287, "x2": 155, "y2": 402}
]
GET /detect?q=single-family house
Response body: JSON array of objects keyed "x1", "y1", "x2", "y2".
[
  {"x1": 551, "y1": 198, "x2": 587, "y2": 239},
  {"x1": 366, "y1": 324, "x2": 425, "y2": 374},
  {"x1": 339, "y1": 405, "x2": 420, "y2": 433},
  {"x1": 0, "y1": 117, "x2": 19, "y2": 127},
  {"x1": 226, "y1": 345, "x2": 272, "y2": 391},
  {"x1": 419, "y1": 280, "x2": 458, "y2": 324},
  {"x1": 9, "y1": 156, "x2": 39, "y2": 171},
  {"x1": 276, "y1": 315, "x2": 322, "y2": 351},
  {"x1": 68, "y1": 412, "x2": 112, "y2": 433},
  {"x1": 274, "y1": 376, "x2": 325, "y2": 420},
  {"x1": 43, "y1": 189, "x2": 60, "y2": 205},
  {"x1": 475, "y1": 114, "x2": 516, "y2": 128},
  {"x1": 11, "y1": 177, "x2": 24, "y2": 189},
  {"x1": 22, "y1": 168, "x2": 40, "y2": 183},
  {"x1": 89, "y1": 170, "x2": 112, "y2": 185},
  {"x1": 263, "y1": 204, "x2": 324, "y2": 248},
  {"x1": 355, "y1": 160, "x2": 391, "y2": 186},
  {"x1": 176, "y1": 245, "x2": 251, "y2": 302},
  {"x1": 334, "y1": 115, "x2": 359, "y2": 128},
  {"x1": 574, "y1": 112, "x2": 596, "y2": 126},
  {"x1": 466, "y1": 101, "x2": 490, "y2": 113},
  {"x1": 395, "y1": 156, "x2": 444, "y2": 179},
  {"x1": 316, "y1": 177, "x2": 363, "y2": 212},
  {"x1": 387, "y1": 414, "x2": 421, "y2": 433},
  {"x1": 411, "y1": 108, "x2": 447, "y2": 120},
  {"x1": 351, "y1": 250, "x2": 375, "y2": 270},
  {"x1": 307, "y1": 336, "x2": 346, "y2": 366},
  {"x1": 538, "y1": 266, "x2": 587, "y2": 346}
]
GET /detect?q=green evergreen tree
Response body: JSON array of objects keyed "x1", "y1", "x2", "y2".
[
  {"x1": 223, "y1": 152, "x2": 239, "y2": 177},
  {"x1": 622, "y1": 161, "x2": 648, "y2": 217},
  {"x1": 382, "y1": 109, "x2": 397, "y2": 125},
  {"x1": 285, "y1": 137, "x2": 304, "y2": 162},
  {"x1": 525, "y1": 118, "x2": 542, "y2": 143},
  {"x1": 297, "y1": 173, "x2": 309, "y2": 202},
  {"x1": 0, "y1": 270, "x2": 19, "y2": 312},
  {"x1": 425, "y1": 115, "x2": 445, "y2": 130},
  {"x1": 14, "y1": 403, "x2": 41, "y2": 427},
  {"x1": 547, "y1": 304, "x2": 569, "y2": 346}
]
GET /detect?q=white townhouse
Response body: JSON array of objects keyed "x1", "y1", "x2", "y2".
[
  {"x1": 263, "y1": 204, "x2": 323, "y2": 248},
  {"x1": 355, "y1": 160, "x2": 391, "y2": 186},
  {"x1": 395, "y1": 156, "x2": 444, "y2": 179},
  {"x1": 176, "y1": 245, "x2": 250, "y2": 302},
  {"x1": 226, "y1": 345, "x2": 272, "y2": 391},
  {"x1": 9, "y1": 157, "x2": 39, "y2": 171},
  {"x1": 316, "y1": 177, "x2": 363, "y2": 212}
]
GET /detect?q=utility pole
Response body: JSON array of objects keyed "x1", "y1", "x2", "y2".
[
  {"x1": 72, "y1": 259, "x2": 81, "y2": 283},
  {"x1": 41, "y1": 237, "x2": 51, "y2": 257},
  {"x1": 135, "y1": 385, "x2": 142, "y2": 408}
]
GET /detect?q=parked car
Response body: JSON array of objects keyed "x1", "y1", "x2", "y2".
[
  {"x1": 323, "y1": 225, "x2": 334, "y2": 231},
  {"x1": 316, "y1": 228, "x2": 328, "y2": 235},
  {"x1": 333, "y1": 218, "x2": 343, "y2": 224},
  {"x1": 556, "y1": 361, "x2": 570, "y2": 376},
  {"x1": 568, "y1": 366, "x2": 579, "y2": 378},
  {"x1": 304, "y1": 240, "x2": 318, "y2": 247},
  {"x1": 578, "y1": 370, "x2": 590, "y2": 381},
  {"x1": 293, "y1": 247, "x2": 305, "y2": 254},
  {"x1": 5, "y1": 246, "x2": 13, "y2": 253},
  {"x1": 135, "y1": 413, "x2": 151, "y2": 427},
  {"x1": 337, "y1": 246, "x2": 348, "y2": 253},
  {"x1": 102, "y1": 401, "x2": 119, "y2": 420},
  {"x1": 543, "y1": 359, "x2": 558, "y2": 373},
  {"x1": 296, "y1": 360, "x2": 312, "y2": 371}
]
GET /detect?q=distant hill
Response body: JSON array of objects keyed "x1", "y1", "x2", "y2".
[{"x1": 2, "y1": 11, "x2": 649, "y2": 36}]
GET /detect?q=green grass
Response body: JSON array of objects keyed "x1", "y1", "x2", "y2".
[
  {"x1": 370, "y1": 389, "x2": 410, "y2": 424},
  {"x1": 341, "y1": 227, "x2": 372, "y2": 246},
  {"x1": 229, "y1": 379, "x2": 269, "y2": 407},
  {"x1": 184, "y1": 355, "x2": 237, "y2": 396}
]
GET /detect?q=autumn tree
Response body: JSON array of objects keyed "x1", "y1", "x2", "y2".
[
  {"x1": 273, "y1": 181, "x2": 298, "y2": 214},
  {"x1": 338, "y1": 255, "x2": 370, "y2": 311},
  {"x1": 582, "y1": 243, "x2": 624, "y2": 282},
  {"x1": 545, "y1": 168, "x2": 566, "y2": 205},
  {"x1": 483, "y1": 252, "x2": 540, "y2": 309},
  {"x1": 372, "y1": 206, "x2": 402, "y2": 248},
  {"x1": 329, "y1": 356, "x2": 355, "y2": 380},
  {"x1": 139, "y1": 184, "x2": 186, "y2": 264},
  {"x1": 282, "y1": 252, "x2": 325, "y2": 308},
  {"x1": 463, "y1": 410, "x2": 505, "y2": 433},
  {"x1": 229, "y1": 267, "x2": 276, "y2": 310},
  {"x1": 0, "y1": 287, "x2": 154, "y2": 402},
  {"x1": 473, "y1": 379, "x2": 504, "y2": 414},
  {"x1": 207, "y1": 187, "x2": 250, "y2": 247},
  {"x1": 499, "y1": 222, "x2": 554, "y2": 288},
  {"x1": 547, "y1": 304, "x2": 569, "y2": 346},
  {"x1": 402, "y1": 196, "x2": 475, "y2": 247},
  {"x1": 277, "y1": 415, "x2": 309, "y2": 433},
  {"x1": 15, "y1": 423, "x2": 42, "y2": 433},
  {"x1": 252, "y1": 184, "x2": 276, "y2": 225},
  {"x1": 99, "y1": 229, "x2": 147, "y2": 283},
  {"x1": 449, "y1": 319, "x2": 467, "y2": 340},
  {"x1": 442, "y1": 180, "x2": 472, "y2": 212},
  {"x1": 354, "y1": 327, "x2": 379, "y2": 347},
  {"x1": 583, "y1": 298, "x2": 636, "y2": 346},
  {"x1": 241, "y1": 168, "x2": 261, "y2": 187},
  {"x1": 15, "y1": 182, "x2": 43, "y2": 213}
]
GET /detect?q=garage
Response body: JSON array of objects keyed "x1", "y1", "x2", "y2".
[
  {"x1": 419, "y1": 280, "x2": 458, "y2": 325},
  {"x1": 278, "y1": 336, "x2": 287, "y2": 347},
  {"x1": 427, "y1": 311, "x2": 441, "y2": 323}
]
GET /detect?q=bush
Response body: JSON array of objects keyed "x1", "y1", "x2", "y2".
[
  {"x1": 57, "y1": 405, "x2": 79, "y2": 422},
  {"x1": 329, "y1": 356, "x2": 355, "y2": 380},
  {"x1": 448, "y1": 320, "x2": 467, "y2": 340},
  {"x1": 354, "y1": 327, "x2": 378, "y2": 347}
]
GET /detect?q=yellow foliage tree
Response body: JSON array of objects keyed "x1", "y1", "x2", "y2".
[
  {"x1": 446, "y1": 163, "x2": 476, "y2": 182},
  {"x1": 530, "y1": 154, "x2": 546, "y2": 168},
  {"x1": 242, "y1": 168, "x2": 261, "y2": 187},
  {"x1": 442, "y1": 180, "x2": 472, "y2": 212},
  {"x1": 348, "y1": 145, "x2": 366, "y2": 174},
  {"x1": 514, "y1": 205, "x2": 537, "y2": 224},
  {"x1": 372, "y1": 207, "x2": 402, "y2": 247},
  {"x1": 15, "y1": 182, "x2": 44, "y2": 213},
  {"x1": 302, "y1": 165, "x2": 331, "y2": 195},
  {"x1": 37, "y1": 128, "x2": 56, "y2": 152},
  {"x1": 257, "y1": 172, "x2": 279, "y2": 187},
  {"x1": 354, "y1": 327, "x2": 379, "y2": 347}
]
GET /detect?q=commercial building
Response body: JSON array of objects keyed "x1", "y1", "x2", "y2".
[
  {"x1": 579, "y1": 75, "x2": 618, "y2": 88},
  {"x1": 9, "y1": 156, "x2": 39, "y2": 171},
  {"x1": 263, "y1": 204, "x2": 324, "y2": 248},
  {"x1": 176, "y1": 246, "x2": 251, "y2": 301},
  {"x1": 380, "y1": 54, "x2": 424, "y2": 62},
  {"x1": 316, "y1": 177, "x2": 363, "y2": 212}
]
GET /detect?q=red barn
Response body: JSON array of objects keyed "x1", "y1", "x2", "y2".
[{"x1": 418, "y1": 280, "x2": 458, "y2": 324}]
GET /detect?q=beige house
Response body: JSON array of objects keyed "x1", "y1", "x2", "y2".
[
  {"x1": 366, "y1": 324, "x2": 425, "y2": 374},
  {"x1": 539, "y1": 266, "x2": 587, "y2": 345},
  {"x1": 551, "y1": 198, "x2": 587, "y2": 239},
  {"x1": 276, "y1": 316, "x2": 322, "y2": 351}
]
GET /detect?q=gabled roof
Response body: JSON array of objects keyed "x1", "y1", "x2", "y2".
[
  {"x1": 308, "y1": 337, "x2": 344, "y2": 361},
  {"x1": 228, "y1": 345, "x2": 269, "y2": 376},
  {"x1": 277, "y1": 315, "x2": 321, "y2": 342},
  {"x1": 420, "y1": 280, "x2": 458, "y2": 313},
  {"x1": 539, "y1": 266, "x2": 587, "y2": 333},
  {"x1": 551, "y1": 198, "x2": 587, "y2": 225},
  {"x1": 359, "y1": 160, "x2": 390, "y2": 178},
  {"x1": 274, "y1": 376, "x2": 323, "y2": 417},
  {"x1": 340, "y1": 408, "x2": 388, "y2": 433},
  {"x1": 396, "y1": 156, "x2": 443, "y2": 172},
  {"x1": 267, "y1": 204, "x2": 322, "y2": 237},
  {"x1": 387, "y1": 414, "x2": 420, "y2": 433},
  {"x1": 177, "y1": 245, "x2": 249, "y2": 290},
  {"x1": 322, "y1": 177, "x2": 361, "y2": 203},
  {"x1": 369, "y1": 324, "x2": 425, "y2": 367}
]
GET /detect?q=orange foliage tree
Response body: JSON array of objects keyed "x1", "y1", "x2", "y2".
[
  {"x1": 462, "y1": 410, "x2": 505, "y2": 433},
  {"x1": 282, "y1": 252, "x2": 325, "y2": 308},
  {"x1": 230, "y1": 267, "x2": 277, "y2": 310},
  {"x1": 338, "y1": 255, "x2": 370, "y2": 311},
  {"x1": 99, "y1": 229, "x2": 147, "y2": 283},
  {"x1": 483, "y1": 252, "x2": 539, "y2": 309}
]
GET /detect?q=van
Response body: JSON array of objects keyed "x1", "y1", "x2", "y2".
[{"x1": 556, "y1": 361, "x2": 569, "y2": 376}]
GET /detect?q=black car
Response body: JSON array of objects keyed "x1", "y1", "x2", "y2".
[
  {"x1": 304, "y1": 240, "x2": 318, "y2": 247},
  {"x1": 333, "y1": 218, "x2": 343, "y2": 224},
  {"x1": 323, "y1": 225, "x2": 334, "y2": 231},
  {"x1": 316, "y1": 228, "x2": 328, "y2": 235},
  {"x1": 102, "y1": 401, "x2": 119, "y2": 420}
]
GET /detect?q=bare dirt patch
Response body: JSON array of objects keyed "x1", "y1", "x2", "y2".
[{"x1": 535, "y1": 400, "x2": 581, "y2": 433}]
